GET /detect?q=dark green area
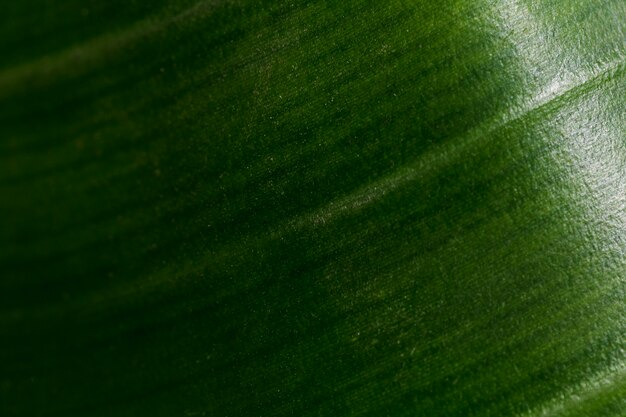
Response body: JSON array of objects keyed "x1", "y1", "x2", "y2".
[{"x1": 1, "y1": 0, "x2": 625, "y2": 416}]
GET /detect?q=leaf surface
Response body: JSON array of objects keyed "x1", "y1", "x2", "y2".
[{"x1": 1, "y1": 0, "x2": 625, "y2": 416}]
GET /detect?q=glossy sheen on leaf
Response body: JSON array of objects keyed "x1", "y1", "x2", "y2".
[{"x1": 1, "y1": 0, "x2": 625, "y2": 416}]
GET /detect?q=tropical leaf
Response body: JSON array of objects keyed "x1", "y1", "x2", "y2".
[{"x1": 1, "y1": 0, "x2": 625, "y2": 416}]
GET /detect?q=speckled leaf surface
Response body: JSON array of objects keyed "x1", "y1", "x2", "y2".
[{"x1": 1, "y1": 1, "x2": 625, "y2": 416}]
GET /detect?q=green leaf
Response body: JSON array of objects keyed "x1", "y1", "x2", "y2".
[{"x1": 1, "y1": 1, "x2": 625, "y2": 416}]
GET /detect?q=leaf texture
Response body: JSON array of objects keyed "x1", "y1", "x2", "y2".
[{"x1": 1, "y1": 0, "x2": 625, "y2": 416}]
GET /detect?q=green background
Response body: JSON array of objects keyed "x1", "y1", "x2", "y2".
[{"x1": 1, "y1": 0, "x2": 625, "y2": 415}]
